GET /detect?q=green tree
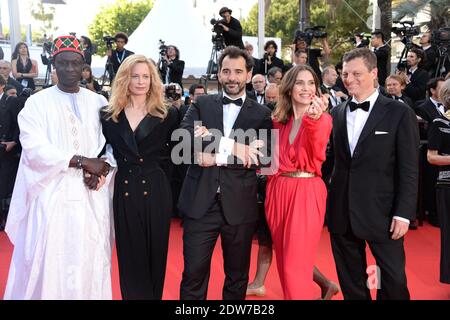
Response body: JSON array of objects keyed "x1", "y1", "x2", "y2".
[
  {"x1": 88, "y1": 0, "x2": 153, "y2": 56},
  {"x1": 393, "y1": 0, "x2": 450, "y2": 31},
  {"x1": 242, "y1": 0, "x2": 371, "y2": 63}
]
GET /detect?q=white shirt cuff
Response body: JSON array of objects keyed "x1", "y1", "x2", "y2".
[
  {"x1": 219, "y1": 137, "x2": 235, "y2": 156},
  {"x1": 393, "y1": 216, "x2": 410, "y2": 224}
]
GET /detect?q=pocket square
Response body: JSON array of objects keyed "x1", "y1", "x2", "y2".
[{"x1": 375, "y1": 131, "x2": 389, "y2": 135}]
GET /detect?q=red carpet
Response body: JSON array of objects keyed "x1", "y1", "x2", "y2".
[{"x1": 1, "y1": 219, "x2": 450, "y2": 300}]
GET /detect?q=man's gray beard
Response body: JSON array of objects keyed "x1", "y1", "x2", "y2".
[{"x1": 222, "y1": 82, "x2": 246, "y2": 96}]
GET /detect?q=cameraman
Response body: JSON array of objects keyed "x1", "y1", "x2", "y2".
[
  {"x1": 258, "y1": 40, "x2": 284, "y2": 76},
  {"x1": 291, "y1": 32, "x2": 330, "y2": 83},
  {"x1": 418, "y1": 32, "x2": 438, "y2": 77},
  {"x1": 371, "y1": 31, "x2": 389, "y2": 87},
  {"x1": 106, "y1": 32, "x2": 134, "y2": 77},
  {"x1": 159, "y1": 45, "x2": 185, "y2": 89},
  {"x1": 217, "y1": 7, "x2": 244, "y2": 49}
]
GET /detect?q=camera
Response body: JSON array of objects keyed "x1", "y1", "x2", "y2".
[
  {"x1": 103, "y1": 35, "x2": 115, "y2": 49},
  {"x1": 396, "y1": 61, "x2": 408, "y2": 72},
  {"x1": 294, "y1": 26, "x2": 327, "y2": 46},
  {"x1": 210, "y1": 18, "x2": 225, "y2": 35},
  {"x1": 158, "y1": 39, "x2": 168, "y2": 57},
  {"x1": 165, "y1": 84, "x2": 181, "y2": 101},
  {"x1": 392, "y1": 21, "x2": 420, "y2": 39},
  {"x1": 431, "y1": 27, "x2": 450, "y2": 47}
]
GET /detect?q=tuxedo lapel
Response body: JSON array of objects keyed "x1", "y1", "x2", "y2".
[
  {"x1": 356, "y1": 95, "x2": 390, "y2": 147},
  {"x1": 117, "y1": 111, "x2": 140, "y2": 156},
  {"x1": 214, "y1": 94, "x2": 224, "y2": 136},
  {"x1": 231, "y1": 97, "x2": 253, "y2": 133},
  {"x1": 337, "y1": 101, "x2": 351, "y2": 158},
  {"x1": 135, "y1": 115, "x2": 161, "y2": 145}
]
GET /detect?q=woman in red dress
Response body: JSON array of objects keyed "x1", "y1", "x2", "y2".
[{"x1": 265, "y1": 64, "x2": 333, "y2": 299}]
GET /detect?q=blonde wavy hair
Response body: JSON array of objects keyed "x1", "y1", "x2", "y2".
[
  {"x1": 272, "y1": 64, "x2": 320, "y2": 124},
  {"x1": 105, "y1": 54, "x2": 168, "y2": 122}
]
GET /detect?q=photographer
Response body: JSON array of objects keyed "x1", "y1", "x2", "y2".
[
  {"x1": 371, "y1": 31, "x2": 389, "y2": 87},
  {"x1": 106, "y1": 32, "x2": 134, "y2": 77},
  {"x1": 216, "y1": 7, "x2": 244, "y2": 49},
  {"x1": 159, "y1": 45, "x2": 185, "y2": 89},
  {"x1": 417, "y1": 32, "x2": 438, "y2": 77},
  {"x1": 81, "y1": 64, "x2": 101, "y2": 92},
  {"x1": 258, "y1": 40, "x2": 284, "y2": 76},
  {"x1": 80, "y1": 36, "x2": 95, "y2": 66},
  {"x1": 402, "y1": 47, "x2": 429, "y2": 104},
  {"x1": 291, "y1": 29, "x2": 331, "y2": 82}
]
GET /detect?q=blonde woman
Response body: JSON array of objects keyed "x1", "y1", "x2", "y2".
[{"x1": 101, "y1": 54, "x2": 178, "y2": 299}]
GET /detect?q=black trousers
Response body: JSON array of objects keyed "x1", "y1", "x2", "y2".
[
  {"x1": 330, "y1": 224, "x2": 410, "y2": 300},
  {"x1": 436, "y1": 185, "x2": 450, "y2": 284},
  {"x1": 180, "y1": 198, "x2": 256, "y2": 300},
  {"x1": 0, "y1": 154, "x2": 19, "y2": 225}
]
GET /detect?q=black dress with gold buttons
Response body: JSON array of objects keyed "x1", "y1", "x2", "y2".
[{"x1": 101, "y1": 106, "x2": 178, "y2": 299}]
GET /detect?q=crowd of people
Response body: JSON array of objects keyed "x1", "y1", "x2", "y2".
[{"x1": 1, "y1": 6, "x2": 450, "y2": 301}]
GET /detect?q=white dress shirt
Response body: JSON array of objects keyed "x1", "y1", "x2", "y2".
[
  {"x1": 215, "y1": 92, "x2": 245, "y2": 165},
  {"x1": 430, "y1": 97, "x2": 445, "y2": 115},
  {"x1": 346, "y1": 90, "x2": 409, "y2": 224}
]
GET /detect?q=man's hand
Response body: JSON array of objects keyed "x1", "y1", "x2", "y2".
[
  {"x1": 390, "y1": 218, "x2": 409, "y2": 240},
  {"x1": 0, "y1": 141, "x2": 17, "y2": 152},
  {"x1": 82, "y1": 158, "x2": 110, "y2": 177},
  {"x1": 232, "y1": 142, "x2": 263, "y2": 168},
  {"x1": 194, "y1": 125, "x2": 212, "y2": 138},
  {"x1": 218, "y1": 24, "x2": 229, "y2": 32},
  {"x1": 106, "y1": 49, "x2": 112, "y2": 57},
  {"x1": 196, "y1": 152, "x2": 216, "y2": 167}
]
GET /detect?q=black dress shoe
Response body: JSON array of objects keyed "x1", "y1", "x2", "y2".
[
  {"x1": 427, "y1": 215, "x2": 440, "y2": 228},
  {"x1": 409, "y1": 220, "x2": 418, "y2": 230}
]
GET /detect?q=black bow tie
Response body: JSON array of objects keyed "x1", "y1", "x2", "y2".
[
  {"x1": 393, "y1": 95, "x2": 403, "y2": 101},
  {"x1": 348, "y1": 101, "x2": 370, "y2": 112},
  {"x1": 256, "y1": 92, "x2": 264, "y2": 97},
  {"x1": 223, "y1": 96, "x2": 243, "y2": 106}
]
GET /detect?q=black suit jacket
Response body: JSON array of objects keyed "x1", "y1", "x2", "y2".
[
  {"x1": 327, "y1": 94, "x2": 419, "y2": 241},
  {"x1": 374, "y1": 45, "x2": 389, "y2": 87},
  {"x1": 415, "y1": 98, "x2": 443, "y2": 125},
  {"x1": 178, "y1": 94, "x2": 273, "y2": 225},
  {"x1": 111, "y1": 49, "x2": 134, "y2": 75},
  {"x1": 223, "y1": 17, "x2": 245, "y2": 49},
  {"x1": 404, "y1": 68, "x2": 429, "y2": 103},
  {"x1": 160, "y1": 59, "x2": 185, "y2": 88},
  {"x1": 258, "y1": 55, "x2": 284, "y2": 75},
  {"x1": 0, "y1": 95, "x2": 23, "y2": 156}
]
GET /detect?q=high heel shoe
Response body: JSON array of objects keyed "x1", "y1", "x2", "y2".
[{"x1": 246, "y1": 285, "x2": 266, "y2": 297}]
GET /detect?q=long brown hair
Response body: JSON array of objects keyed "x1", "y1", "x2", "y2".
[
  {"x1": 272, "y1": 64, "x2": 320, "y2": 124},
  {"x1": 105, "y1": 54, "x2": 168, "y2": 122}
]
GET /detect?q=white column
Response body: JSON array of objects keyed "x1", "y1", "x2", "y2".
[
  {"x1": 8, "y1": 0, "x2": 21, "y2": 49},
  {"x1": 257, "y1": 0, "x2": 265, "y2": 58}
]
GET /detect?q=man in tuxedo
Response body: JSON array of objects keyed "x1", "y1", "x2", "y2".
[
  {"x1": 327, "y1": 48, "x2": 419, "y2": 300},
  {"x1": 159, "y1": 45, "x2": 185, "y2": 89},
  {"x1": 247, "y1": 74, "x2": 266, "y2": 104},
  {"x1": 404, "y1": 47, "x2": 429, "y2": 105},
  {"x1": 321, "y1": 65, "x2": 348, "y2": 110},
  {"x1": 264, "y1": 83, "x2": 279, "y2": 111},
  {"x1": 385, "y1": 74, "x2": 413, "y2": 108},
  {"x1": 267, "y1": 67, "x2": 283, "y2": 85},
  {"x1": 217, "y1": 7, "x2": 245, "y2": 49},
  {"x1": 106, "y1": 32, "x2": 134, "y2": 78},
  {"x1": 371, "y1": 31, "x2": 389, "y2": 87},
  {"x1": 415, "y1": 77, "x2": 446, "y2": 227},
  {"x1": 178, "y1": 46, "x2": 272, "y2": 300},
  {"x1": 244, "y1": 42, "x2": 260, "y2": 91},
  {"x1": 0, "y1": 60, "x2": 24, "y2": 95}
]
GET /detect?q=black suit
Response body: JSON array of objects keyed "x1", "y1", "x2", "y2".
[
  {"x1": 374, "y1": 45, "x2": 389, "y2": 87},
  {"x1": 6, "y1": 77, "x2": 24, "y2": 95},
  {"x1": 422, "y1": 46, "x2": 438, "y2": 77},
  {"x1": 404, "y1": 68, "x2": 429, "y2": 104},
  {"x1": 0, "y1": 95, "x2": 23, "y2": 229},
  {"x1": 110, "y1": 49, "x2": 134, "y2": 76},
  {"x1": 327, "y1": 94, "x2": 419, "y2": 300},
  {"x1": 178, "y1": 94, "x2": 272, "y2": 299},
  {"x1": 160, "y1": 59, "x2": 185, "y2": 88},
  {"x1": 222, "y1": 17, "x2": 245, "y2": 49}
]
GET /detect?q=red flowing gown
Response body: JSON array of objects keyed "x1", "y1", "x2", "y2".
[{"x1": 265, "y1": 113, "x2": 332, "y2": 299}]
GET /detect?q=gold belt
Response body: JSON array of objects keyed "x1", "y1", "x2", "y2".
[{"x1": 280, "y1": 171, "x2": 316, "y2": 178}]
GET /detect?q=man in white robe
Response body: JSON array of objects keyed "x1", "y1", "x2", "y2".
[{"x1": 4, "y1": 35, "x2": 115, "y2": 300}]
